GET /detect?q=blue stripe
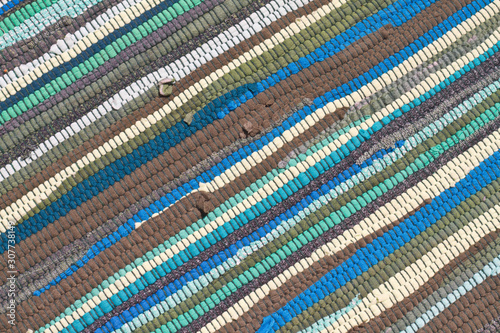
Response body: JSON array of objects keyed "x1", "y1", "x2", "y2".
[
  {"x1": 81, "y1": 148, "x2": 392, "y2": 333},
  {"x1": 0, "y1": 0, "x2": 18, "y2": 15},
  {"x1": 262, "y1": 150, "x2": 500, "y2": 331},
  {"x1": 86, "y1": 76, "x2": 500, "y2": 331},
  {"x1": 58, "y1": 36, "x2": 499, "y2": 333},
  {"x1": 0, "y1": 0, "x2": 485, "y2": 252}
]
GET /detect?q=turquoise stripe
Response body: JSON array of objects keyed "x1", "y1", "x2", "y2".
[
  {"x1": 402, "y1": 254, "x2": 500, "y2": 333},
  {"x1": 37, "y1": 38, "x2": 499, "y2": 333}
]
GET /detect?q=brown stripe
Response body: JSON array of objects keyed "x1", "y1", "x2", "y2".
[
  {"x1": 0, "y1": 12, "x2": 469, "y2": 332},
  {"x1": 0, "y1": 0, "x2": 461, "y2": 276},
  {"x1": 416, "y1": 276, "x2": 500, "y2": 333},
  {"x1": 0, "y1": 22, "x2": 391, "y2": 279},
  {"x1": 217, "y1": 198, "x2": 431, "y2": 333},
  {"x1": 0, "y1": 0, "x2": 121, "y2": 72},
  {"x1": 0, "y1": 0, "x2": 331, "y2": 207},
  {"x1": 1, "y1": 167, "x2": 425, "y2": 331},
  {"x1": 476, "y1": 313, "x2": 500, "y2": 333},
  {"x1": 0, "y1": 101, "x2": 345, "y2": 331},
  {"x1": 348, "y1": 232, "x2": 500, "y2": 333},
  {"x1": 3, "y1": 0, "x2": 466, "y2": 208},
  {"x1": 223, "y1": 230, "x2": 500, "y2": 333},
  {"x1": 0, "y1": 0, "x2": 468, "y2": 328}
]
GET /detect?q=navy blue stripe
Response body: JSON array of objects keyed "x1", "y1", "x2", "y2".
[
  {"x1": 0, "y1": 0, "x2": 185, "y2": 111},
  {"x1": 0, "y1": 0, "x2": 468, "y2": 252}
]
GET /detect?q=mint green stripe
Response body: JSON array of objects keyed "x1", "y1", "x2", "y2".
[
  {"x1": 0, "y1": 0, "x2": 203, "y2": 123},
  {"x1": 154, "y1": 102, "x2": 500, "y2": 333}
]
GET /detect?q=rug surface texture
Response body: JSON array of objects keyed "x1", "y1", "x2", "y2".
[{"x1": 1, "y1": 0, "x2": 500, "y2": 331}]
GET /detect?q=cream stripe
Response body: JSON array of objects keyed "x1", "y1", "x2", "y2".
[
  {"x1": 0, "y1": 0, "x2": 348, "y2": 226},
  {"x1": 44, "y1": 86, "x2": 495, "y2": 332},
  {"x1": 42, "y1": 114, "x2": 500, "y2": 333},
  {"x1": 323, "y1": 204, "x2": 500, "y2": 333},
  {"x1": 0, "y1": 0, "x2": 147, "y2": 88},
  {"x1": 0, "y1": 0, "x2": 164, "y2": 100},
  {"x1": 0, "y1": 0, "x2": 317, "y2": 181},
  {"x1": 46, "y1": 124, "x2": 500, "y2": 333},
  {"x1": 39, "y1": 31, "x2": 496, "y2": 327},
  {"x1": 198, "y1": 129, "x2": 500, "y2": 332},
  {"x1": 203, "y1": 5, "x2": 499, "y2": 194},
  {"x1": 0, "y1": 0, "x2": 345, "y2": 104},
  {"x1": 1, "y1": 0, "x2": 497, "y2": 229}
]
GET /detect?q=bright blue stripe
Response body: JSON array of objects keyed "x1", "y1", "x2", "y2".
[
  {"x1": 65, "y1": 35, "x2": 499, "y2": 333},
  {"x1": 86, "y1": 61, "x2": 500, "y2": 328},
  {"x1": 79, "y1": 144, "x2": 500, "y2": 333},
  {"x1": 33, "y1": 114, "x2": 384, "y2": 295},
  {"x1": 0, "y1": 0, "x2": 421, "y2": 111},
  {"x1": 21, "y1": 0, "x2": 497, "y2": 290},
  {"x1": 0, "y1": 0, "x2": 442, "y2": 252},
  {"x1": 0, "y1": 0, "x2": 17, "y2": 15},
  {"x1": 261, "y1": 150, "x2": 500, "y2": 331},
  {"x1": 89, "y1": 148, "x2": 390, "y2": 333}
]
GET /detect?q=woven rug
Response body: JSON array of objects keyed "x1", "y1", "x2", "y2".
[{"x1": 1, "y1": 0, "x2": 500, "y2": 331}]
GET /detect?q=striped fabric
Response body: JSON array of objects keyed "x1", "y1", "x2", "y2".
[{"x1": 0, "y1": 0, "x2": 500, "y2": 331}]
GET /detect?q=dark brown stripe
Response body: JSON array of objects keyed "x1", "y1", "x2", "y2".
[
  {"x1": 0, "y1": 0, "x2": 122, "y2": 72},
  {"x1": 0, "y1": 0, "x2": 470, "y2": 286},
  {"x1": 0, "y1": 24, "x2": 391, "y2": 276},
  {"x1": 179, "y1": 118, "x2": 500, "y2": 333},
  {"x1": 0, "y1": 0, "x2": 332, "y2": 207},
  {"x1": 350, "y1": 233, "x2": 500, "y2": 333},
  {"x1": 416, "y1": 276, "x2": 500, "y2": 333},
  {"x1": 3, "y1": 96, "x2": 497, "y2": 332},
  {"x1": 216, "y1": 199, "x2": 431, "y2": 333},
  {"x1": 0, "y1": 0, "x2": 332, "y2": 170},
  {"x1": 0, "y1": 0, "x2": 462, "y2": 259},
  {"x1": 0, "y1": 0, "x2": 474, "y2": 329},
  {"x1": 2, "y1": 0, "x2": 469, "y2": 203},
  {"x1": 0, "y1": 102, "x2": 344, "y2": 331},
  {"x1": 476, "y1": 313, "x2": 500, "y2": 333},
  {"x1": 0, "y1": 23, "x2": 488, "y2": 330},
  {"x1": 0, "y1": 0, "x2": 229, "y2": 134}
]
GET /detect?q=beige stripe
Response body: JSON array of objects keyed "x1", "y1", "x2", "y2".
[
  {"x1": 0, "y1": 0, "x2": 348, "y2": 228},
  {"x1": 0, "y1": 0, "x2": 171, "y2": 100},
  {"x1": 42, "y1": 127, "x2": 500, "y2": 333},
  {"x1": 323, "y1": 204, "x2": 500, "y2": 333},
  {"x1": 41, "y1": 59, "x2": 500, "y2": 333},
  {"x1": 2, "y1": 0, "x2": 498, "y2": 230},
  {"x1": 197, "y1": 129, "x2": 500, "y2": 332}
]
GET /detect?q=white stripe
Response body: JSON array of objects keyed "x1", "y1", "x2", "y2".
[
  {"x1": 0, "y1": 0, "x2": 344, "y2": 223},
  {"x1": 1, "y1": 0, "x2": 497, "y2": 227},
  {"x1": 0, "y1": 0, "x2": 101, "y2": 51},
  {"x1": 199, "y1": 130, "x2": 500, "y2": 333},
  {"x1": 36, "y1": 12, "x2": 500, "y2": 330},
  {"x1": 401, "y1": 255, "x2": 500, "y2": 333},
  {"x1": 322, "y1": 205, "x2": 500, "y2": 333},
  {"x1": 0, "y1": 0, "x2": 146, "y2": 87},
  {"x1": 0, "y1": 0, "x2": 334, "y2": 181}
]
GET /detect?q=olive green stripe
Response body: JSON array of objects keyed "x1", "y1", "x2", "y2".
[
  {"x1": 1, "y1": 3, "x2": 496, "y2": 200},
  {"x1": 155, "y1": 100, "x2": 500, "y2": 326},
  {"x1": 11, "y1": 43, "x2": 500, "y2": 229},
  {"x1": 136, "y1": 181, "x2": 500, "y2": 333},
  {"x1": 0, "y1": 0, "x2": 253, "y2": 152},
  {"x1": 0, "y1": 0, "x2": 386, "y2": 164},
  {"x1": 388, "y1": 230, "x2": 500, "y2": 332},
  {"x1": 277, "y1": 190, "x2": 500, "y2": 333},
  {"x1": 309, "y1": 19, "x2": 500, "y2": 152},
  {"x1": 0, "y1": 0, "x2": 65, "y2": 36},
  {"x1": 0, "y1": 0, "x2": 392, "y2": 192},
  {"x1": 129, "y1": 97, "x2": 500, "y2": 332}
]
